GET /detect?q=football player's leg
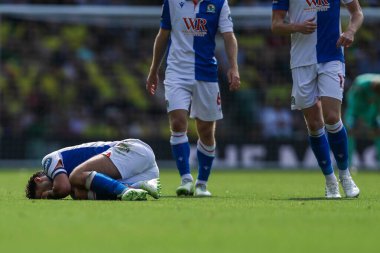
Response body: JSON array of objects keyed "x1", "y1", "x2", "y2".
[
  {"x1": 69, "y1": 155, "x2": 146, "y2": 200},
  {"x1": 169, "y1": 110, "x2": 192, "y2": 181},
  {"x1": 293, "y1": 65, "x2": 339, "y2": 198},
  {"x1": 194, "y1": 119, "x2": 215, "y2": 197},
  {"x1": 117, "y1": 141, "x2": 161, "y2": 199},
  {"x1": 165, "y1": 80, "x2": 194, "y2": 195},
  {"x1": 319, "y1": 63, "x2": 359, "y2": 198},
  {"x1": 303, "y1": 103, "x2": 340, "y2": 198},
  {"x1": 190, "y1": 81, "x2": 222, "y2": 197}
]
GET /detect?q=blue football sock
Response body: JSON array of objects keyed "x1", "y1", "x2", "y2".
[
  {"x1": 197, "y1": 140, "x2": 215, "y2": 182},
  {"x1": 86, "y1": 172, "x2": 127, "y2": 197},
  {"x1": 327, "y1": 123, "x2": 349, "y2": 171},
  {"x1": 309, "y1": 131, "x2": 333, "y2": 175},
  {"x1": 171, "y1": 142, "x2": 191, "y2": 176}
]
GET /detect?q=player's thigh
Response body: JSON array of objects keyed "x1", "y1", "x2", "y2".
[
  {"x1": 190, "y1": 81, "x2": 223, "y2": 121},
  {"x1": 121, "y1": 163, "x2": 159, "y2": 185},
  {"x1": 318, "y1": 61, "x2": 345, "y2": 102},
  {"x1": 107, "y1": 139, "x2": 158, "y2": 181},
  {"x1": 291, "y1": 65, "x2": 318, "y2": 110},
  {"x1": 164, "y1": 79, "x2": 192, "y2": 113},
  {"x1": 70, "y1": 154, "x2": 121, "y2": 186}
]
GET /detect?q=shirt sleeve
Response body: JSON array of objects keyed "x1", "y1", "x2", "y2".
[
  {"x1": 219, "y1": 0, "x2": 233, "y2": 34},
  {"x1": 41, "y1": 152, "x2": 67, "y2": 180},
  {"x1": 160, "y1": 0, "x2": 172, "y2": 30},
  {"x1": 272, "y1": 0, "x2": 289, "y2": 11}
]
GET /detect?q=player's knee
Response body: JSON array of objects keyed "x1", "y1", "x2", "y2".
[
  {"x1": 306, "y1": 119, "x2": 324, "y2": 132},
  {"x1": 170, "y1": 118, "x2": 187, "y2": 132},
  {"x1": 324, "y1": 114, "x2": 340, "y2": 125},
  {"x1": 69, "y1": 170, "x2": 87, "y2": 187}
]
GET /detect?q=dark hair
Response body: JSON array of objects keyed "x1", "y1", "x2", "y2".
[{"x1": 25, "y1": 171, "x2": 46, "y2": 199}]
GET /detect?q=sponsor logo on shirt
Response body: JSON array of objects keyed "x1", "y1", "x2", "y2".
[
  {"x1": 43, "y1": 157, "x2": 52, "y2": 172},
  {"x1": 304, "y1": 0, "x2": 330, "y2": 12},
  {"x1": 182, "y1": 17, "x2": 207, "y2": 37}
]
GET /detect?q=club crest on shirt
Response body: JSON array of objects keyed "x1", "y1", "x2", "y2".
[
  {"x1": 304, "y1": 0, "x2": 330, "y2": 12},
  {"x1": 206, "y1": 4, "x2": 216, "y2": 13},
  {"x1": 179, "y1": 2, "x2": 185, "y2": 8}
]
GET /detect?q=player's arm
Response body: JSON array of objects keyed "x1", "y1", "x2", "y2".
[
  {"x1": 222, "y1": 32, "x2": 240, "y2": 91},
  {"x1": 42, "y1": 173, "x2": 71, "y2": 199},
  {"x1": 146, "y1": 28, "x2": 170, "y2": 95},
  {"x1": 337, "y1": 0, "x2": 363, "y2": 48},
  {"x1": 41, "y1": 158, "x2": 71, "y2": 199},
  {"x1": 146, "y1": 0, "x2": 171, "y2": 95},
  {"x1": 271, "y1": 10, "x2": 317, "y2": 35},
  {"x1": 219, "y1": 1, "x2": 240, "y2": 91}
]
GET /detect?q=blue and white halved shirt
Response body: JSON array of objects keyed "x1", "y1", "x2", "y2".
[
  {"x1": 272, "y1": 0, "x2": 353, "y2": 69},
  {"x1": 161, "y1": 0, "x2": 233, "y2": 82}
]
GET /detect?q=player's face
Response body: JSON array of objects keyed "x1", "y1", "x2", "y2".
[{"x1": 34, "y1": 176, "x2": 53, "y2": 199}]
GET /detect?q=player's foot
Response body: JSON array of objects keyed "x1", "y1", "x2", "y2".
[
  {"x1": 139, "y1": 178, "x2": 161, "y2": 199},
  {"x1": 340, "y1": 175, "x2": 360, "y2": 198},
  {"x1": 194, "y1": 184, "x2": 212, "y2": 197},
  {"x1": 325, "y1": 180, "x2": 341, "y2": 199},
  {"x1": 176, "y1": 179, "x2": 194, "y2": 196},
  {"x1": 121, "y1": 189, "x2": 148, "y2": 201}
]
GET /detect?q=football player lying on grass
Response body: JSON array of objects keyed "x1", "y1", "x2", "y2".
[{"x1": 25, "y1": 139, "x2": 161, "y2": 201}]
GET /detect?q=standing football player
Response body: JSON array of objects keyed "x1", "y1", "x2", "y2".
[
  {"x1": 146, "y1": 0, "x2": 240, "y2": 197},
  {"x1": 272, "y1": 0, "x2": 363, "y2": 198}
]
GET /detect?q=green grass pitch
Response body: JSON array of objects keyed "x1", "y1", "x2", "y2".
[{"x1": 0, "y1": 169, "x2": 379, "y2": 253}]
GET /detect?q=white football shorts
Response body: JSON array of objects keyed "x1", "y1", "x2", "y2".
[
  {"x1": 102, "y1": 139, "x2": 159, "y2": 184},
  {"x1": 164, "y1": 79, "x2": 223, "y2": 121},
  {"x1": 290, "y1": 61, "x2": 345, "y2": 110}
]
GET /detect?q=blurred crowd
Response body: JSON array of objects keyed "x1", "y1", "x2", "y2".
[
  {"x1": 0, "y1": 3, "x2": 380, "y2": 158},
  {"x1": 1, "y1": 0, "x2": 380, "y2": 7}
]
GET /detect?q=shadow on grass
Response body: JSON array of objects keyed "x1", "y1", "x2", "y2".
[
  {"x1": 271, "y1": 197, "x2": 358, "y2": 201},
  {"x1": 161, "y1": 195, "x2": 222, "y2": 199}
]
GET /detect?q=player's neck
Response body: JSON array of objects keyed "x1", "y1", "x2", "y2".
[{"x1": 193, "y1": 0, "x2": 198, "y2": 6}]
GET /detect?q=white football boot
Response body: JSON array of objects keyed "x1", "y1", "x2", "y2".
[
  {"x1": 325, "y1": 180, "x2": 341, "y2": 199},
  {"x1": 139, "y1": 178, "x2": 161, "y2": 199},
  {"x1": 121, "y1": 189, "x2": 148, "y2": 201},
  {"x1": 194, "y1": 184, "x2": 212, "y2": 197},
  {"x1": 340, "y1": 175, "x2": 360, "y2": 198},
  {"x1": 176, "y1": 179, "x2": 194, "y2": 196}
]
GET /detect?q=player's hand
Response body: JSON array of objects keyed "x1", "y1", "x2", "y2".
[
  {"x1": 297, "y1": 17, "x2": 317, "y2": 34},
  {"x1": 336, "y1": 30, "x2": 354, "y2": 48},
  {"x1": 146, "y1": 71, "x2": 159, "y2": 95},
  {"x1": 227, "y1": 67, "x2": 240, "y2": 91},
  {"x1": 41, "y1": 190, "x2": 52, "y2": 199}
]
